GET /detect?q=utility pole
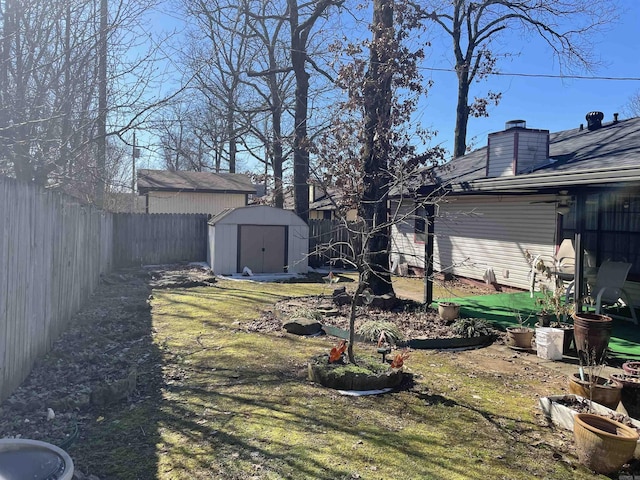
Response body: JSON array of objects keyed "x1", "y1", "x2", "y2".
[
  {"x1": 96, "y1": 0, "x2": 107, "y2": 208},
  {"x1": 131, "y1": 132, "x2": 140, "y2": 212}
]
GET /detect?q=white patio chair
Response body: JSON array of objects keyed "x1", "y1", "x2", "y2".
[
  {"x1": 588, "y1": 261, "x2": 638, "y2": 324},
  {"x1": 591, "y1": 261, "x2": 638, "y2": 324},
  {"x1": 554, "y1": 238, "x2": 575, "y2": 276}
]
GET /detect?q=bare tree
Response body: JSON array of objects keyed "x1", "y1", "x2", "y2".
[
  {"x1": 288, "y1": 0, "x2": 344, "y2": 223},
  {"x1": 181, "y1": 0, "x2": 258, "y2": 173},
  {"x1": 624, "y1": 90, "x2": 640, "y2": 118},
  {"x1": 0, "y1": 0, "x2": 175, "y2": 204},
  {"x1": 417, "y1": 0, "x2": 619, "y2": 157},
  {"x1": 310, "y1": 0, "x2": 443, "y2": 361},
  {"x1": 243, "y1": 0, "x2": 296, "y2": 208}
]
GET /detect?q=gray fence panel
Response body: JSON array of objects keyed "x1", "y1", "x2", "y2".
[
  {"x1": 112, "y1": 213, "x2": 208, "y2": 268},
  {"x1": 0, "y1": 177, "x2": 113, "y2": 401}
]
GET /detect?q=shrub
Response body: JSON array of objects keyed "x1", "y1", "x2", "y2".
[
  {"x1": 452, "y1": 318, "x2": 492, "y2": 338},
  {"x1": 356, "y1": 320, "x2": 403, "y2": 344}
]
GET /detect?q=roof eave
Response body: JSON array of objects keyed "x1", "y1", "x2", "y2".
[
  {"x1": 448, "y1": 166, "x2": 640, "y2": 193},
  {"x1": 138, "y1": 187, "x2": 255, "y2": 195}
]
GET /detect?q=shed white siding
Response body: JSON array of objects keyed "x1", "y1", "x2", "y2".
[
  {"x1": 146, "y1": 191, "x2": 246, "y2": 215},
  {"x1": 207, "y1": 206, "x2": 308, "y2": 275},
  {"x1": 433, "y1": 194, "x2": 557, "y2": 290},
  {"x1": 208, "y1": 224, "x2": 238, "y2": 274}
]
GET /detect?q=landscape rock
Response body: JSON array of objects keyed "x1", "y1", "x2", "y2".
[
  {"x1": 332, "y1": 287, "x2": 351, "y2": 306},
  {"x1": 369, "y1": 293, "x2": 398, "y2": 310},
  {"x1": 283, "y1": 318, "x2": 323, "y2": 336}
]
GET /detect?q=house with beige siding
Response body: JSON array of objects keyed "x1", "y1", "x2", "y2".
[
  {"x1": 392, "y1": 113, "x2": 640, "y2": 306},
  {"x1": 137, "y1": 169, "x2": 256, "y2": 215}
]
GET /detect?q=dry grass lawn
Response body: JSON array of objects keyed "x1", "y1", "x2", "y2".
[{"x1": 70, "y1": 278, "x2": 609, "y2": 479}]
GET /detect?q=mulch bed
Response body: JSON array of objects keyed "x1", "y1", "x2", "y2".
[{"x1": 249, "y1": 295, "x2": 505, "y2": 344}]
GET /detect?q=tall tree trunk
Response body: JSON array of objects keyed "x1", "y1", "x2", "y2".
[
  {"x1": 453, "y1": 66, "x2": 470, "y2": 158},
  {"x1": 358, "y1": 0, "x2": 394, "y2": 297},
  {"x1": 288, "y1": 0, "x2": 310, "y2": 224},
  {"x1": 272, "y1": 111, "x2": 284, "y2": 209},
  {"x1": 269, "y1": 72, "x2": 284, "y2": 209},
  {"x1": 291, "y1": 46, "x2": 310, "y2": 223},
  {"x1": 227, "y1": 108, "x2": 236, "y2": 173}
]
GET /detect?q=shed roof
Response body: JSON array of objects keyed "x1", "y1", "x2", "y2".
[
  {"x1": 424, "y1": 116, "x2": 640, "y2": 194},
  {"x1": 137, "y1": 169, "x2": 256, "y2": 194},
  {"x1": 208, "y1": 205, "x2": 307, "y2": 226}
]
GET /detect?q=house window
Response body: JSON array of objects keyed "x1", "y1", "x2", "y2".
[
  {"x1": 323, "y1": 210, "x2": 332, "y2": 220},
  {"x1": 562, "y1": 192, "x2": 640, "y2": 280},
  {"x1": 414, "y1": 208, "x2": 426, "y2": 244}
]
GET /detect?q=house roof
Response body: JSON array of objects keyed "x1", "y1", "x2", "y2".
[
  {"x1": 137, "y1": 169, "x2": 256, "y2": 194},
  {"x1": 425, "y1": 116, "x2": 640, "y2": 194}
]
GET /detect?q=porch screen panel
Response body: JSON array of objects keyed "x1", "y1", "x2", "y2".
[{"x1": 561, "y1": 192, "x2": 640, "y2": 280}]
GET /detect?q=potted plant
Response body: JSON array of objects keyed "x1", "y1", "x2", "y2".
[
  {"x1": 573, "y1": 312, "x2": 613, "y2": 367},
  {"x1": 535, "y1": 284, "x2": 575, "y2": 354},
  {"x1": 535, "y1": 284, "x2": 573, "y2": 324},
  {"x1": 574, "y1": 413, "x2": 639, "y2": 474},
  {"x1": 610, "y1": 373, "x2": 640, "y2": 419},
  {"x1": 525, "y1": 251, "x2": 576, "y2": 353},
  {"x1": 568, "y1": 344, "x2": 622, "y2": 411},
  {"x1": 506, "y1": 312, "x2": 534, "y2": 350},
  {"x1": 437, "y1": 301, "x2": 460, "y2": 322}
]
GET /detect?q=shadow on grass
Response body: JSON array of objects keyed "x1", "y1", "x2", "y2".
[{"x1": 67, "y1": 277, "x2": 589, "y2": 479}]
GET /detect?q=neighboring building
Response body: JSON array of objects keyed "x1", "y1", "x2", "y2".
[
  {"x1": 255, "y1": 183, "x2": 358, "y2": 221},
  {"x1": 392, "y1": 113, "x2": 640, "y2": 305},
  {"x1": 308, "y1": 183, "x2": 358, "y2": 221},
  {"x1": 137, "y1": 169, "x2": 256, "y2": 215}
]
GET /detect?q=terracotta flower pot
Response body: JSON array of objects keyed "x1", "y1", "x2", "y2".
[
  {"x1": 623, "y1": 361, "x2": 640, "y2": 376},
  {"x1": 568, "y1": 373, "x2": 622, "y2": 410},
  {"x1": 611, "y1": 373, "x2": 640, "y2": 419},
  {"x1": 438, "y1": 302, "x2": 460, "y2": 322},
  {"x1": 572, "y1": 313, "x2": 612, "y2": 365},
  {"x1": 573, "y1": 413, "x2": 639, "y2": 474},
  {"x1": 505, "y1": 326, "x2": 534, "y2": 349}
]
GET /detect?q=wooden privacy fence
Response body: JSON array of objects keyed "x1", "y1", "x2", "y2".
[
  {"x1": 0, "y1": 177, "x2": 114, "y2": 402},
  {"x1": 112, "y1": 213, "x2": 208, "y2": 267},
  {"x1": 308, "y1": 219, "x2": 363, "y2": 268}
]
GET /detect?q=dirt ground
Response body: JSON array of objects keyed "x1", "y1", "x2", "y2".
[{"x1": 0, "y1": 265, "x2": 635, "y2": 478}]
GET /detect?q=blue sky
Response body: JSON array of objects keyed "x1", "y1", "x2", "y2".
[
  {"x1": 419, "y1": 2, "x2": 640, "y2": 156},
  {"x1": 139, "y1": 1, "x2": 640, "y2": 169}
]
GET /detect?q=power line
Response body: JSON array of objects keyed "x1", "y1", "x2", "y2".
[{"x1": 420, "y1": 66, "x2": 640, "y2": 82}]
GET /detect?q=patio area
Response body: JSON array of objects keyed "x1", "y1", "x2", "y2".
[{"x1": 437, "y1": 291, "x2": 640, "y2": 362}]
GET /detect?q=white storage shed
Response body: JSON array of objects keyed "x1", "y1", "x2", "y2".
[{"x1": 207, "y1": 205, "x2": 309, "y2": 275}]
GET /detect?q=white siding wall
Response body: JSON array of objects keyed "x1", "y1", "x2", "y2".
[
  {"x1": 147, "y1": 191, "x2": 246, "y2": 214},
  {"x1": 487, "y1": 134, "x2": 514, "y2": 177},
  {"x1": 212, "y1": 224, "x2": 238, "y2": 274},
  {"x1": 433, "y1": 194, "x2": 557, "y2": 290},
  {"x1": 390, "y1": 201, "x2": 425, "y2": 270},
  {"x1": 515, "y1": 130, "x2": 549, "y2": 174}
]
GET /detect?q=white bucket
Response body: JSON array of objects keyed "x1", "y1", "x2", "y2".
[{"x1": 535, "y1": 327, "x2": 564, "y2": 360}]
